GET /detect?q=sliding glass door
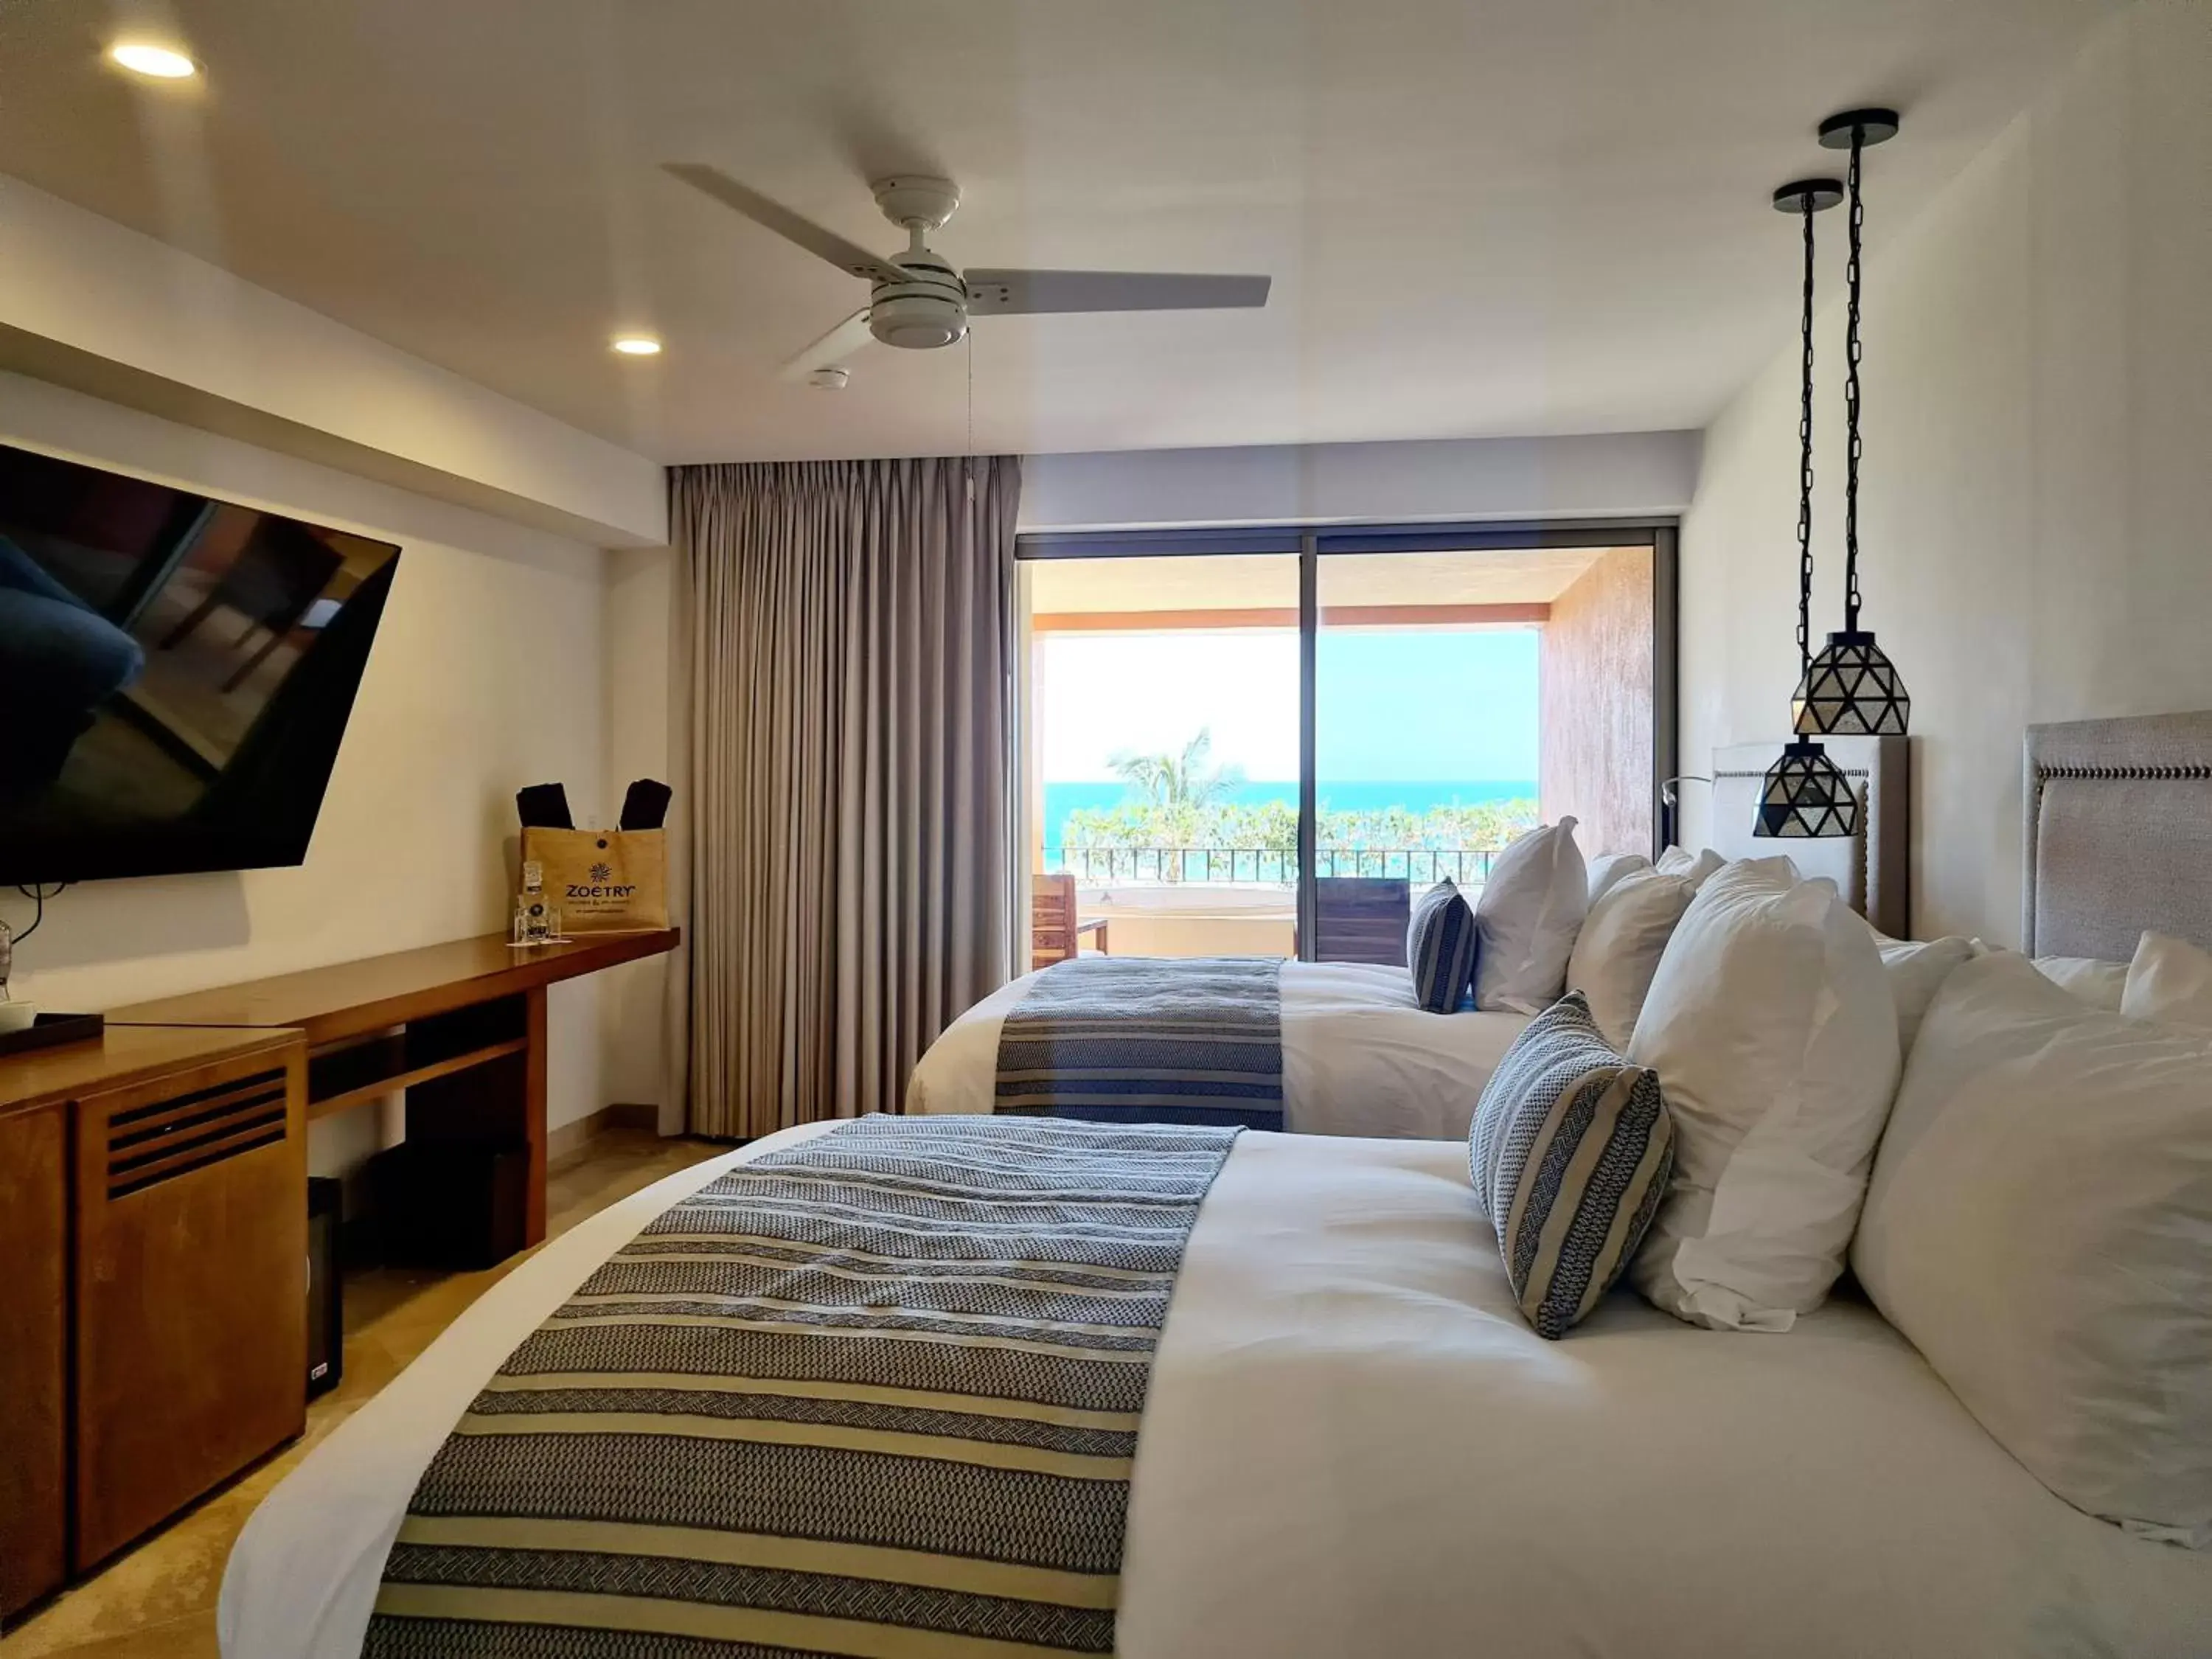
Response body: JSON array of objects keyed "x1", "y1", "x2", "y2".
[
  {"x1": 1310, "y1": 551, "x2": 1546, "y2": 962},
  {"x1": 1017, "y1": 524, "x2": 1669, "y2": 973},
  {"x1": 1024, "y1": 552, "x2": 1299, "y2": 965}
]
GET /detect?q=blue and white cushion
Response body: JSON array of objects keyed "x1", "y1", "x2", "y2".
[
  {"x1": 1406, "y1": 879, "x2": 1478, "y2": 1013},
  {"x1": 1469, "y1": 992, "x2": 1674, "y2": 1339}
]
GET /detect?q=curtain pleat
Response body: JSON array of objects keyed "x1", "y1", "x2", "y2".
[{"x1": 673, "y1": 456, "x2": 1018, "y2": 1138}]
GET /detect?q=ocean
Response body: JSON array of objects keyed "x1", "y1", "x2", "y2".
[{"x1": 1042, "y1": 779, "x2": 1537, "y2": 845}]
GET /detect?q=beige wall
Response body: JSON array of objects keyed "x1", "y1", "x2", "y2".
[
  {"x1": 0, "y1": 372, "x2": 659, "y2": 1161},
  {"x1": 1679, "y1": 0, "x2": 2210, "y2": 944},
  {"x1": 1540, "y1": 546, "x2": 1655, "y2": 860}
]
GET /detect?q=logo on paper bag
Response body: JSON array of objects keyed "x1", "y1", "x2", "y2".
[{"x1": 567, "y1": 854, "x2": 638, "y2": 908}]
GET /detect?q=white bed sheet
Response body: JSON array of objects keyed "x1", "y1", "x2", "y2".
[
  {"x1": 223, "y1": 1130, "x2": 2212, "y2": 1658},
  {"x1": 907, "y1": 959, "x2": 1529, "y2": 1138}
]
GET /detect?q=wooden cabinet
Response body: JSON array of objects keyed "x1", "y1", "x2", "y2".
[
  {"x1": 0, "y1": 930, "x2": 676, "y2": 1624},
  {"x1": 0, "y1": 1026, "x2": 305, "y2": 1624},
  {"x1": 0, "y1": 1101, "x2": 69, "y2": 1620},
  {"x1": 72, "y1": 1046, "x2": 308, "y2": 1568}
]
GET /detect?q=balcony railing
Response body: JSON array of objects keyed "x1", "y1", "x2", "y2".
[{"x1": 1042, "y1": 846, "x2": 1498, "y2": 887}]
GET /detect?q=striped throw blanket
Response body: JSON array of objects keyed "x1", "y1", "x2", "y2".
[
  {"x1": 362, "y1": 1113, "x2": 1240, "y2": 1658},
  {"x1": 993, "y1": 956, "x2": 1285, "y2": 1131}
]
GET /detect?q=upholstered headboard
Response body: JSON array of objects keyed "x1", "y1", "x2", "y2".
[
  {"x1": 1708, "y1": 735, "x2": 1910, "y2": 937},
  {"x1": 2023, "y1": 712, "x2": 2212, "y2": 958}
]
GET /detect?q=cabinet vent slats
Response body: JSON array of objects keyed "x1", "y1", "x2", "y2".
[{"x1": 105, "y1": 1069, "x2": 289, "y2": 1200}]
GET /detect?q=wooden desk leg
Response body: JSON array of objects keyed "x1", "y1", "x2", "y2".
[
  {"x1": 400, "y1": 989, "x2": 546, "y2": 1255},
  {"x1": 524, "y1": 985, "x2": 547, "y2": 1246}
]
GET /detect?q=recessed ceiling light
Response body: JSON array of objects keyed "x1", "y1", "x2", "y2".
[
  {"x1": 611, "y1": 335, "x2": 663, "y2": 356},
  {"x1": 108, "y1": 41, "x2": 198, "y2": 80}
]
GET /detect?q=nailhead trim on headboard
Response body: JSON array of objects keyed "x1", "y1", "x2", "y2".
[{"x1": 2035, "y1": 764, "x2": 2212, "y2": 781}]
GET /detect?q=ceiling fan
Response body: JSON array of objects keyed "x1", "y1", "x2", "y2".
[{"x1": 662, "y1": 165, "x2": 1272, "y2": 384}]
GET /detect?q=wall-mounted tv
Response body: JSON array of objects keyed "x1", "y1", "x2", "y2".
[{"x1": 0, "y1": 441, "x2": 400, "y2": 885}]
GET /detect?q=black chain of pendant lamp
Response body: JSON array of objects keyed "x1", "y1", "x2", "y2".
[
  {"x1": 1756, "y1": 172, "x2": 1858, "y2": 841},
  {"x1": 1794, "y1": 108, "x2": 1911, "y2": 740}
]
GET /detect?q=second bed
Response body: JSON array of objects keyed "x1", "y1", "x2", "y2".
[{"x1": 905, "y1": 957, "x2": 1530, "y2": 1138}]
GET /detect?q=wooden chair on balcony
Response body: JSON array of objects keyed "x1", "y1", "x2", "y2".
[
  {"x1": 1031, "y1": 872, "x2": 1109, "y2": 971},
  {"x1": 1304, "y1": 876, "x2": 1411, "y2": 967}
]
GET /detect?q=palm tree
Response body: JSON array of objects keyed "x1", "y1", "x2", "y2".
[{"x1": 1107, "y1": 728, "x2": 1245, "y2": 808}]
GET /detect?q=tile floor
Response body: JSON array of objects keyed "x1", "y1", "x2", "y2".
[{"x1": 3, "y1": 1130, "x2": 729, "y2": 1659}]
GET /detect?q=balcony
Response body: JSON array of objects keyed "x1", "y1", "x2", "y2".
[{"x1": 1034, "y1": 846, "x2": 1499, "y2": 962}]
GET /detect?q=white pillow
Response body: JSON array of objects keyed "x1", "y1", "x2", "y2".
[
  {"x1": 1877, "y1": 936, "x2": 1976, "y2": 1054},
  {"x1": 1585, "y1": 852, "x2": 1652, "y2": 906},
  {"x1": 1474, "y1": 818, "x2": 1587, "y2": 1015},
  {"x1": 1565, "y1": 867, "x2": 1694, "y2": 1048},
  {"x1": 1722, "y1": 852, "x2": 1804, "y2": 888},
  {"x1": 1626, "y1": 860, "x2": 1900, "y2": 1332},
  {"x1": 1854, "y1": 951, "x2": 2212, "y2": 1547},
  {"x1": 2123, "y1": 931, "x2": 2212, "y2": 1030},
  {"x1": 1653, "y1": 845, "x2": 1727, "y2": 888},
  {"x1": 2031, "y1": 953, "x2": 2128, "y2": 1010}
]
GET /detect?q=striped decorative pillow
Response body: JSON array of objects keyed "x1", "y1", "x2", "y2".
[
  {"x1": 1469, "y1": 992, "x2": 1674, "y2": 1338},
  {"x1": 1406, "y1": 879, "x2": 1479, "y2": 1012}
]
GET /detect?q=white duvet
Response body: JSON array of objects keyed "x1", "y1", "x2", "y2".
[
  {"x1": 223, "y1": 1127, "x2": 2212, "y2": 1658},
  {"x1": 908, "y1": 959, "x2": 1529, "y2": 1138}
]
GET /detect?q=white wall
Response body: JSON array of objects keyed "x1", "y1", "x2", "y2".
[
  {"x1": 1678, "y1": 0, "x2": 2210, "y2": 944},
  {"x1": 0, "y1": 372, "x2": 654, "y2": 1161},
  {"x1": 1020, "y1": 431, "x2": 1700, "y2": 532}
]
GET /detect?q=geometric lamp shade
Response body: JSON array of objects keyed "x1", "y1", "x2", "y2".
[
  {"x1": 1753, "y1": 740, "x2": 1862, "y2": 839},
  {"x1": 1792, "y1": 629, "x2": 1910, "y2": 736}
]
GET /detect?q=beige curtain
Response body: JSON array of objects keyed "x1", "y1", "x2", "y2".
[{"x1": 674, "y1": 456, "x2": 1020, "y2": 1138}]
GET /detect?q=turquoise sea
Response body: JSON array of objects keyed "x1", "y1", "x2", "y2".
[{"x1": 1043, "y1": 779, "x2": 1536, "y2": 846}]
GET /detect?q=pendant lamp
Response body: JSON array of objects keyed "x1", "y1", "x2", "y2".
[
  {"x1": 1756, "y1": 175, "x2": 1859, "y2": 841},
  {"x1": 1793, "y1": 108, "x2": 1910, "y2": 738}
]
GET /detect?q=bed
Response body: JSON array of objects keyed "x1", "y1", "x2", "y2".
[
  {"x1": 908, "y1": 737, "x2": 1907, "y2": 1138},
  {"x1": 223, "y1": 1136, "x2": 2212, "y2": 1658},
  {"x1": 908, "y1": 958, "x2": 1531, "y2": 1138},
  {"x1": 220, "y1": 715, "x2": 2211, "y2": 1656}
]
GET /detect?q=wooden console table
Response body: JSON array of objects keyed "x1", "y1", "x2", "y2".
[
  {"x1": 0, "y1": 928, "x2": 678, "y2": 1626},
  {"x1": 114, "y1": 928, "x2": 678, "y2": 1245}
]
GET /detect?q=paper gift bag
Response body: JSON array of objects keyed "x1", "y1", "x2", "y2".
[{"x1": 521, "y1": 827, "x2": 669, "y2": 933}]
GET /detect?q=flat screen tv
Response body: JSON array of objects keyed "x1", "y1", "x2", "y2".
[{"x1": 0, "y1": 441, "x2": 400, "y2": 884}]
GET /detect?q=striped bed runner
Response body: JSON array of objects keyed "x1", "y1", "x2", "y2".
[
  {"x1": 992, "y1": 956, "x2": 1285, "y2": 1131},
  {"x1": 361, "y1": 1113, "x2": 1241, "y2": 1658}
]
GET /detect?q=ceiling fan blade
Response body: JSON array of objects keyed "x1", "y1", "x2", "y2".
[
  {"x1": 779, "y1": 308, "x2": 875, "y2": 382},
  {"x1": 662, "y1": 163, "x2": 912, "y2": 285},
  {"x1": 964, "y1": 270, "x2": 1271, "y2": 316}
]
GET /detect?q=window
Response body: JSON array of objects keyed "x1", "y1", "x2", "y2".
[
  {"x1": 1028, "y1": 554, "x2": 1299, "y2": 961},
  {"x1": 1015, "y1": 524, "x2": 1670, "y2": 973}
]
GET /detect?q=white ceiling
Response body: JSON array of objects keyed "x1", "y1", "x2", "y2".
[{"x1": 0, "y1": 1, "x2": 2119, "y2": 465}]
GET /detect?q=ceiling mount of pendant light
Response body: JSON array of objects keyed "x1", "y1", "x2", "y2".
[
  {"x1": 1817, "y1": 108, "x2": 1900, "y2": 149},
  {"x1": 1794, "y1": 106, "x2": 1910, "y2": 740},
  {"x1": 1756, "y1": 164, "x2": 1858, "y2": 840}
]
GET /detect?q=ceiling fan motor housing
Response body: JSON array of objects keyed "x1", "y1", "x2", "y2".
[{"x1": 869, "y1": 250, "x2": 968, "y2": 349}]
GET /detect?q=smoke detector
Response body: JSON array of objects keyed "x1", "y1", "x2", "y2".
[{"x1": 807, "y1": 366, "x2": 850, "y2": 391}]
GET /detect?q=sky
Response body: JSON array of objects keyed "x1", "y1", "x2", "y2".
[{"x1": 1037, "y1": 625, "x2": 1540, "y2": 783}]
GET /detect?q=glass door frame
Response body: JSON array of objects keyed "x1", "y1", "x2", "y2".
[{"x1": 1014, "y1": 518, "x2": 1679, "y2": 965}]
